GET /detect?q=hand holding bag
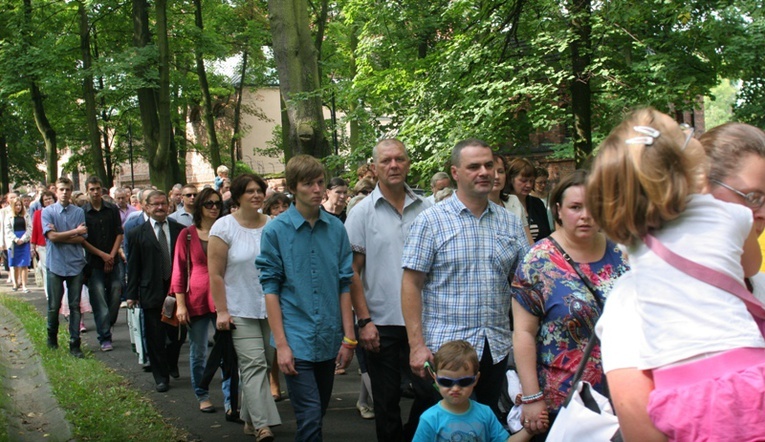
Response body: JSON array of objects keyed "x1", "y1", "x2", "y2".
[
  {"x1": 546, "y1": 337, "x2": 622, "y2": 442},
  {"x1": 160, "y1": 232, "x2": 191, "y2": 328}
]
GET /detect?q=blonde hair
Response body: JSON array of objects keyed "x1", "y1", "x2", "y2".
[
  {"x1": 433, "y1": 340, "x2": 479, "y2": 374},
  {"x1": 10, "y1": 197, "x2": 25, "y2": 216},
  {"x1": 587, "y1": 107, "x2": 706, "y2": 246}
]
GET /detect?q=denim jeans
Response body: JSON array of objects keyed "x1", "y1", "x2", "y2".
[
  {"x1": 283, "y1": 358, "x2": 335, "y2": 442},
  {"x1": 88, "y1": 266, "x2": 123, "y2": 343},
  {"x1": 188, "y1": 313, "x2": 231, "y2": 409},
  {"x1": 47, "y1": 271, "x2": 84, "y2": 344}
]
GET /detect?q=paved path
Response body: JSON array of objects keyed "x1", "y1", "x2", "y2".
[{"x1": 13, "y1": 283, "x2": 412, "y2": 441}]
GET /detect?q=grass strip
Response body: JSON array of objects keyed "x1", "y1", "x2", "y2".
[{"x1": 0, "y1": 295, "x2": 186, "y2": 441}]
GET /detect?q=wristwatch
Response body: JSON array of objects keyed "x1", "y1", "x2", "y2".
[{"x1": 357, "y1": 317, "x2": 372, "y2": 328}]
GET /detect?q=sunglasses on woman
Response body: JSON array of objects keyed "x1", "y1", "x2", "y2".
[{"x1": 202, "y1": 200, "x2": 223, "y2": 209}]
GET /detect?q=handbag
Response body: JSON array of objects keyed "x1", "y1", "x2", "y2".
[
  {"x1": 159, "y1": 231, "x2": 191, "y2": 328},
  {"x1": 643, "y1": 233, "x2": 765, "y2": 337},
  {"x1": 546, "y1": 237, "x2": 622, "y2": 442}
]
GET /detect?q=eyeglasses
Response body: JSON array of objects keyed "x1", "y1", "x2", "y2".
[
  {"x1": 183, "y1": 193, "x2": 198, "y2": 198},
  {"x1": 435, "y1": 375, "x2": 477, "y2": 388},
  {"x1": 710, "y1": 179, "x2": 765, "y2": 209},
  {"x1": 202, "y1": 200, "x2": 222, "y2": 210},
  {"x1": 149, "y1": 202, "x2": 168, "y2": 207}
]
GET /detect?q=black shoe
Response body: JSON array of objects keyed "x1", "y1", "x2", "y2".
[
  {"x1": 225, "y1": 410, "x2": 243, "y2": 424},
  {"x1": 142, "y1": 365, "x2": 152, "y2": 372},
  {"x1": 169, "y1": 368, "x2": 180, "y2": 379},
  {"x1": 155, "y1": 382, "x2": 169, "y2": 393},
  {"x1": 47, "y1": 337, "x2": 58, "y2": 350},
  {"x1": 69, "y1": 346, "x2": 84, "y2": 359}
]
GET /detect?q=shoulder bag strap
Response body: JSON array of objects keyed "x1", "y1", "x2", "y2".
[
  {"x1": 643, "y1": 233, "x2": 765, "y2": 320},
  {"x1": 548, "y1": 236, "x2": 608, "y2": 401},
  {"x1": 186, "y1": 230, "x2": 192, "y2": 294}
]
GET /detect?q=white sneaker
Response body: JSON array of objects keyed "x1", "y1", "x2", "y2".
[{"x1": 356, "y1": 401, "x2": 375, "y2": 420}]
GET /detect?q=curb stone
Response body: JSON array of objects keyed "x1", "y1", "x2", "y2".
[{"x1": 0, "y1": 303, "x2": 75, "y2": 442}]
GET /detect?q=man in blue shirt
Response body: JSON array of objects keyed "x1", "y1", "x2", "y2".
[
  {"x1": 257, "y1": 154, "x2": 355, "y2": 442},
  {"x1": 43, "y1": 177, "x2": 88, "y2": 358}
]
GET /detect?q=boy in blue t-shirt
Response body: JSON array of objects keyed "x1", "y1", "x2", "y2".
[{"x1": 414, "y1": 340, "x2": 545, "y2": 442}]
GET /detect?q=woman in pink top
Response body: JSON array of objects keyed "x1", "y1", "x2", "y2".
[{"x1": 170, "y1": 188, "x2": 229, "y2": 414}]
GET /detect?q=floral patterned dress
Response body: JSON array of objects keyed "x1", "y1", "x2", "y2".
[{"x1": 512, "y1": 237, "x2": 629, "y2": 412}]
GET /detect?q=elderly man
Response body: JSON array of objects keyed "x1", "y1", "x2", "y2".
[
  {"x1": 401, "y1": 138, "x2": 530, "y2": 422},
  {"x1": 114, "y1": 188, "x2": 138, "y2": 225},
  {"x1": 424, "y1": 172, "x2": 451, "y2": 204},
  {"x1": 169, "y1": 184, "x2": 183, "y2": 209},
  {"x1": 168, "y1": 184, "x2": 196, "y2": 227},
  {"x1": 346, "y1": 139, "x2": 431, "y2": 441}
]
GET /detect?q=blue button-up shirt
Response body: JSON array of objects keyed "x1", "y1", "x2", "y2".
[
  {"x1": 257, "y1": 204, "x2": 353, "y2": 362},
  {"x1": 401, "y1": 194, "x2": 530, "y2": 363},
  {"x1": 42, "y1": 202, "x2": 88, "y2": 277}
]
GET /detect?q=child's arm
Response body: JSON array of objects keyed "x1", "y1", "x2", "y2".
[
  {"x1": 507, "y1": 410, "x2": 549, "y2": 442},
  {"x1": 742, "y1": 225, "x2": 762, "y2": 278}
]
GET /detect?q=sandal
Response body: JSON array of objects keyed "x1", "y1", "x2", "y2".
[{"x1": 199, "y1": 400, "x2": 215, "y2": 413}]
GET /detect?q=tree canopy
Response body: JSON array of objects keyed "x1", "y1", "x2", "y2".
[{"x1": 0, "y1": 0, "x2": 762, "y2": 190}]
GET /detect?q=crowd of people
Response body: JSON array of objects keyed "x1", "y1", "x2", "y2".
[{"x1": 5, "y1": 111, "x2": 765, "y2": 442}]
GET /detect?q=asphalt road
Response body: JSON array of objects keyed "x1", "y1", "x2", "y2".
[{"x1": 19, "y1": 284, "x2": 412, "y2": 441}]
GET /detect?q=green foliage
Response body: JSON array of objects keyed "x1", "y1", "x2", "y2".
[
  {"x1": 233, "y1": 160, "x2": 255, "y2": 175},
  {"x1": 704, "y1": 79, "x2": 738, "y2": 128}
]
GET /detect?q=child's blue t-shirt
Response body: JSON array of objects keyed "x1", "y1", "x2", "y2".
[
  {"x1": 413, "y1": 399, "x2": 509, "y2": 442},
  {"x1": 214, "y1": 175, "x2": 223, "y2": 190}
]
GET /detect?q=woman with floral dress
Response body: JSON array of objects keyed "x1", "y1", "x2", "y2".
[{"x1": 511, "y1": 170, "x2": 629, "y2": 440}]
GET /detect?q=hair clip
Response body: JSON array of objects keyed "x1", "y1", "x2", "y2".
[{"x1": 625, "y1": 126, "x2": 661, "y2": 146}]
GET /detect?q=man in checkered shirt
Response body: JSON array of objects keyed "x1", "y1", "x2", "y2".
[{"x1": 401, "y1": 138, "x2": 530, "y2": 423}]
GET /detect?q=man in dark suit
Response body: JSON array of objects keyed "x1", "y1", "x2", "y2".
[{"x1": 126, "y1": 190, "x2": 185, "y2": 392}]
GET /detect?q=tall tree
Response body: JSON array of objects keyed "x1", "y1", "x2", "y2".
[
  {"x1": 193, "y1": 0, "x2": 222, "y2": 170},
  {"x1": 78, "y1": 0, "x2": 108, "y2": 184},
  {"x1": 268, "y1": 0, "x2": 330, "y2": 159}
]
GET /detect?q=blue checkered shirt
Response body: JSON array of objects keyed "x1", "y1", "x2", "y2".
[{"x1": 401, "y1": 195, "x2": 530, "y2": 363}]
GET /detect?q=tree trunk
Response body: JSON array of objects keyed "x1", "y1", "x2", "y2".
[
  {"x1": 267, "y1": 0, "x2": 329, "y2": 159},
  {"x1": 154, "y1": 0, "x2": 174, "y2": 190},
  {"x1": 230, "y1": 50, "x2": 248, "y2": 172},
  {"x1": 132, "y1": 0, "x2": 173, "y2": 190},
  {"x1": 79, "y1": 1, "x2": 108, "y2": 184},
  {"x1": 0, "y1": 109, "x2": 9, "y2": 194},
  {"x1": 193, "y1": 0, "x2": 221, "y2": 170},
  {"x1": 23, "y1": 0, "x2": 57, "y2": 182},
  {"x1": 570, "y1": 0, "x2": 592, "y2": 167},
  {"x1": 30, "y1": 82, "x2": 58, "y2": 182}
]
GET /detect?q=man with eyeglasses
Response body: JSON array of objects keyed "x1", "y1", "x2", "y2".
[
  {"x1": 127, "y1": 191, "x2": 185, "y2": 392},
  {"x1": 346, "y1": 139, "x2": 431, "y2": 441},
  {"x1": 169, "y1": 184, "x2": 197, "y2": 227}
]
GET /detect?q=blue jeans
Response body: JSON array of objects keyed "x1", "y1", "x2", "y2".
[
  {"x1": 284, "y1": 359, "x2": 335, "y2": 442},
  {"x1": 47, "y1": 271, "x2": 84, "y2": 344},
  {"x1": 88, "y1": 266, "x2": 123, "y2": 343},
  {"x1": 189, "y1": 313, "x2": 231, "y2": 408}
]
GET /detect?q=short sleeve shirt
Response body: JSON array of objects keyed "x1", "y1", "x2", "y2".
[
  {"x1": 209, "y1": 214, "x2": 269, "y2": 319},
  {"x1": 401, "y1": 195, "x2": 530, "y2": 363},
  {"x1": 413, "y1": 400, "x2": 509, "y2": 442},
  {"x1": 344, "y1": 184, "x2": 431, "y2": 326}
]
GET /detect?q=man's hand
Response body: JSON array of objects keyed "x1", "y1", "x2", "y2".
[
  {"x1": 359, "y1": 322, "x2": 380, "y2": 352},
  {"x1": 336, "y1": 345, "x2": 354, "y2": 370},
  {"x1": 409, "y1": 343, "x2": 434, "y2": 378},
  {"x1": 126, "y1": 299, "x2": 138, "y2": 309},
  {"x1": 74, "y1": 223, "x2": 87, "y2": 236}
]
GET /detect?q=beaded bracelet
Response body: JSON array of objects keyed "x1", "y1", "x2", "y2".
[{"x1": 520, "y1": 391, "x2": 544, "y2": 404}]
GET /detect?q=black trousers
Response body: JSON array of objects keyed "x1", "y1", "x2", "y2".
[
  {"x1": 143, "y1": 307, "x2": 186, "y2": 385},
  {"x1": 365, "y1": 325, "x2": 414, "y2": 442}
]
